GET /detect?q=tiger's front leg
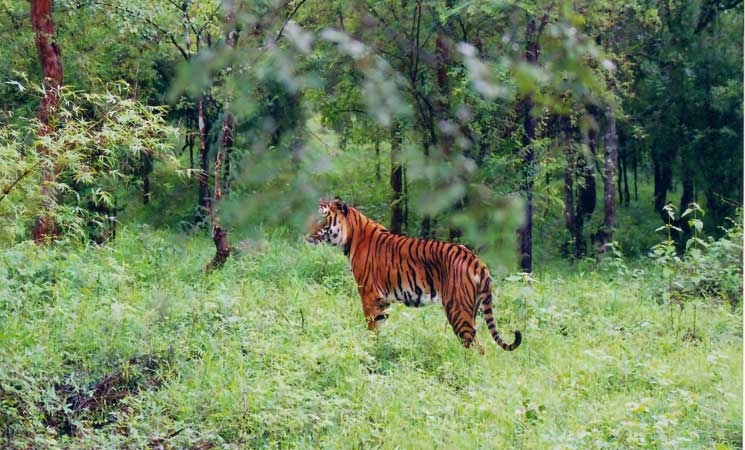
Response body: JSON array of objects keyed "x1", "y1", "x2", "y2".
[{"x1": 359, "y1": 289, "x2": 390, "y2": 330}]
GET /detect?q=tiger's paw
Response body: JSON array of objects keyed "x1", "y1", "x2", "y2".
[{"x1": 473, "y1": 336, "x2": 486, "y2": 355}]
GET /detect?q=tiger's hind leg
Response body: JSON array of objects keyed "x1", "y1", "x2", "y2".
[
  {"x1": 444, "y1": 292, "x2": 480, "y2": 352},
  {"x1": 447, "y1": 312, "x2": 477, "y2": 350},
  {"x1": 457, "y1": 326, "x2": 477, "y2": 350}
]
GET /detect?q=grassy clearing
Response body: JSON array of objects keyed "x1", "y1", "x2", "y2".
[{"x1": 0, "y1": 227, "x2": 741, "y2": 449}]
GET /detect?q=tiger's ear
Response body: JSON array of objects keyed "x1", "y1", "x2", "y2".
[
  {"x1": 333, "y1": 197, "x2": 348, "y2": 216},
  {"x1": 319, "y1": 197, "x2": 331, "y2": 215}
]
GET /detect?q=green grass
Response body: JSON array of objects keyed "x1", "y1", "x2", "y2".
[{"x1": 1, "y1": 227, "x2": 741, "y2": 449}]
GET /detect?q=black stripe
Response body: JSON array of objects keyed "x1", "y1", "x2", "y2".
[{"x1": 424, "y1": 266, "x2": 436, "y2": 300}]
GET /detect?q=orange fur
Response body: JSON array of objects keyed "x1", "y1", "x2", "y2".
[{"x1": 307, "y1": 198, "x2": 521, "y2": 351}]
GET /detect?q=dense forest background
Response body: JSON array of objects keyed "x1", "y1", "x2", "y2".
[
  {"x1": 1, "y1": 0, "x2": 742, "y2": 266},
  {"x1": 0, "y1": 0, "x2": 742, "y2": 448}
]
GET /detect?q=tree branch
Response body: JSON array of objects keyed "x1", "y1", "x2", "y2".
[
  {"x1": 170, "y1": 35, "x2": 190, "y2": 60},
  {"x1": 276, "y1": 0, "x2": 308, "y2": 41},
  {"x1": 0, "y1": 162, "x2": 41, "y2": 203}
]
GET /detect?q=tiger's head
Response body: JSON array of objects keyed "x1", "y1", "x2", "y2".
[{"x1": 305, "y1": 197, "x2": 350, "y2": 247}]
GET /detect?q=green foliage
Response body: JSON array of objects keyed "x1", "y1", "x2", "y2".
[
  {"x1": 0, "y1": 80, "x2": 178, "y2": 243},
  {"x1": 1, "y1": 228, "x2": 741, "y2": 448},
  {"x1": 0, "y1": 1, "x2": 741, "y2": 447},
  {"x1": 650, "y1": 204, "x2": 743, "y2": 309}
]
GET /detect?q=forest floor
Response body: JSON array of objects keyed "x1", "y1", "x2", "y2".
[{"x1": 0, "y1": 227, "x2": 741, "y2": 449}]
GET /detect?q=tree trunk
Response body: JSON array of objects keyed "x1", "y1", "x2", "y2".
[
  {"x1": 518, "y1": 104, "x2": 536, "y2": 271},
  {"x1": 142, "y1": 149, "x2": 152, "y2": 204},
  {"x1": 652, "y1": 145, "x2": 674, "y2": 218},
  {"x1": 597, "y1": 107, "x2": 618, "y2": 253},
  {"x1": 206, "y1": 5, "x2": 237, "y2": 272},
  {"x1": 223, "y1": 140, "x2": 232, "y2": 197},
  {"x1": 676, "y1": 167, "x2": 694, "y2": 250},
  {"x1": 617, "y1": 145, "x2": 624, "y2": 205},
  {"x1": 435, "y1": 31, "x2": 453, "y2": 158},
  {"x1": 435, "y1": 0, "x2": 454, "y2": 157},
  {"x1": 375, "y1": 139, "x2": 381, "y2": 181},
  {"x1": 206, "y1": 111, "x2": 232, "y2": 271},
  {"x1": 389, "y1": 122, "x2": 404, "y2": 234},
  {"x1": 563, "y1": 142, "x2": 576, "y2": 257},
  {"x1": 518, "y1": 16, "x2": 540, "y2": 273},
  {"x1": 30, "y1": 0, "x2": 63, "y2": 244},
  {"x1": 403, "y1": 164, "x2": 408, "y2": 234},
  {"x1": 420, "y1": 137, "x2": 432, "y2": 239},
  {"x1": 574, "y1": 124, "x2": 597, "y2": 258},
  {"x1": 189, "y1": 131, "x2": 195, "y2": 170},
  {"x1": 421, "y1": 216, "x2": 432, "y2": 239},
  {"x1": 632, "y1": 149, "x2": 638, "y2": 201},
  {"x1": 197, "y1": 97, "x2": 211, "y2": 221},
  {"x1": 622, "y1": 148, "x2": 630, "y2": 205},
  {"x1": 436, "y1": 2, "x2": 465, "y2": 241}
]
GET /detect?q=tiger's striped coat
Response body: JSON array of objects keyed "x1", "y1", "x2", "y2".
[{"x1": 307, "y1": 198, "x2": 521, "y2": 351}]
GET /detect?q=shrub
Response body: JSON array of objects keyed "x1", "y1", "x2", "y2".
[
  {"x1": 0, "y1": 80, "x2": 178, "y2": 244},
  {"x1": 650, "y1": 204, "x2": 742, "y2": 308}
]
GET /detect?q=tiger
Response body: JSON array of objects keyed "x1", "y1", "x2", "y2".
[{"x1": 306, "y1": 197, "x2": 521, "y2": 352}]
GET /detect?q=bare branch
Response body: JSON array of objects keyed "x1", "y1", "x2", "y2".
[
  {"x1": 170, "y1": 35, "x2": 190, "y2": 60},
  {"x1": 276, "y1": 0, "x2": 309, "y2": 42}
]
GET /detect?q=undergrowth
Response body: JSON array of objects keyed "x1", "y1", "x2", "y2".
[{"x1": 0, "y1": 226, "x2": 741, "y2": 449}]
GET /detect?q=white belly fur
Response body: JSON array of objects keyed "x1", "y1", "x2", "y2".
[{"x1": 383, "y1": 290, "x2": 441, "y2": 306}]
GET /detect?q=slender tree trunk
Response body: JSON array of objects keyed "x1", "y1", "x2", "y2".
[
  {"x1": 518, "y1": 105, "x2": 536, "y2": 271},
  {"x1": 676, "y1": 166, "x2": 694, "y2": 250},
  {"x1": 206, "y1": 4, "x2": 237, "y2": 271},
  {"x1": 213, "y1": 111, "x2": 231, "y2": 206},
  {"x1": 197, "y1": 97, "x2": 211, "y2": 221},
  {"x1": 622, "y1": 149, "x2": 630, "y2": 205},
  {"x1": 207, "y1": 111, "x2": 232, "y2": 271},
  {"x1": 390, "y1": 122, "x2": 404, "y2": 234},
  {"x1": 563, "y1": 140, "x2": 576, "y2": 257},
  {"x1": 375, "y1": 139, "x2": 381, "y2": 181},
  {"x1": 403, "y1": 165, "x2": 408, "y2": 234},
  {"x1": 633, "y1": 148, "x2": 638, "y2": 202},
  {"x1": 30, "y1": 0, "x2": 63, "y2": 244},
  {"x1": 142, "y1": 149, "x2": 152, "y2": 204},
  {"x1": 518, "y1": 16, "x2": 540, "y2": 272},
  {"x1": 440, "y1": 80, "x2": 464, "y2": 240},
  {"x1": 223, "y1": 140, "x2": 232, "y2": 196},
  {"x1": 575, "y1": 123, "x2": 597, "y2": 258},
  {"x1": 421, "y1": 216, "x2": 432, "y2": 239},
  {"x1": 563, "y1": 159, "x2": 575, "y2": 242},
  {"x1": 574, "y1": 201, "x2": 585, "y2": 258},
  {"x1": 617, "y1": 145, "x2": 624, "y2": 205},
  {"x1": 420, "y1": 137, "x2": 432, "y2": 239},
  {"x1": 436, "y1": 3, "x2": 464, "y2": 241},
  {"x1": 652, "y1": 145, "x2": 674, "y2": 218},
  {"x1": 597, "y1": 107, "x2": 618, "y2": 253},
  {"x1": 435, "y1": 33, "x2": 452, "y2": 158},
  {"x1": 188, "y1": 130, "x2": 195, "y2": 170}
]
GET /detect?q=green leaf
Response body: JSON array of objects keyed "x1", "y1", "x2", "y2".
[{"x1": 689, "y1": 219, "x2": 703, "y2": 233}]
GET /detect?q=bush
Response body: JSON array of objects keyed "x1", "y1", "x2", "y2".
[
  {"x1": 650, "y1": 205, "x2": 742, "y2": 307},
  {"x1": 0, "y1": 81, "x2": 178, "y2": 244}
]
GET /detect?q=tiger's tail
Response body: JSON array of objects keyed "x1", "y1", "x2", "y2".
[{"x1": 479, "y1": 289, "x2": 521, "y2": 351}]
